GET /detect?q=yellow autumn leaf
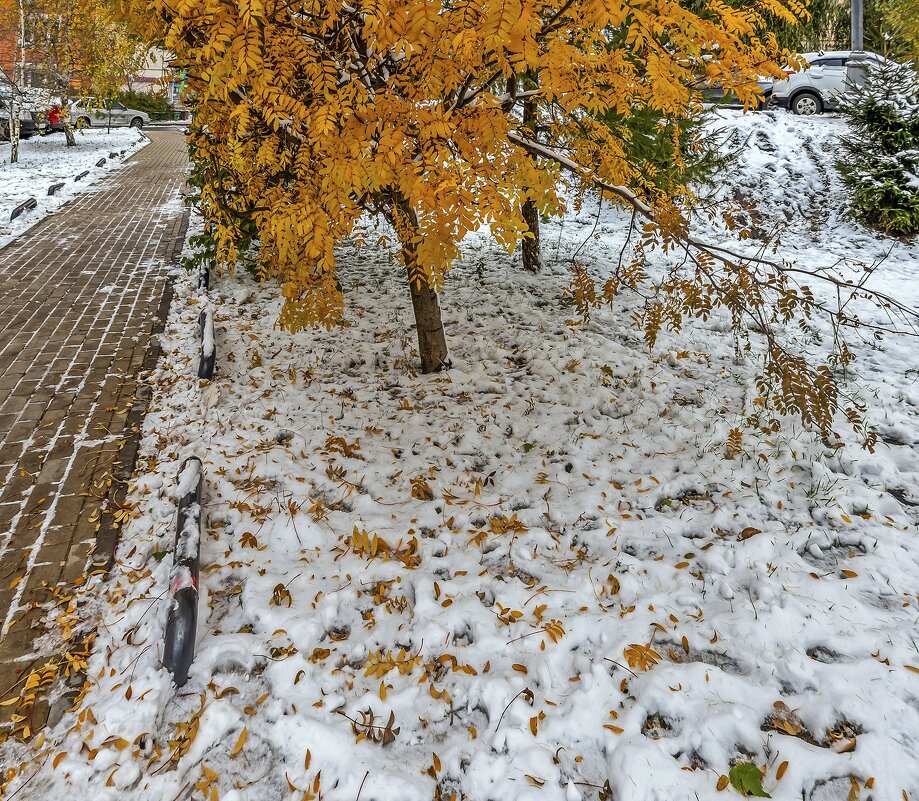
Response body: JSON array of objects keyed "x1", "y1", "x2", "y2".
[
  {"x1": 624, "y1": 643, "x2": 662, "y2": 672},
  {"x1": 231, "y1": 727, "x2": 247, "y2": 756}
]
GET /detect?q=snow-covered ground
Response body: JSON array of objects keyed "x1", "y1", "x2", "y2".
[
  {"x1": 2, "y1": 110, "x2": 918, "y2": 801},
  {"x1": 0, "y1": 128, "x2": 147, "y2": 247}
]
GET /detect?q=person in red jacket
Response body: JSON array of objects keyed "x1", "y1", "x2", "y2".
[{"x1": 46, "y1": 105, "x2": 62, "y2": 132}]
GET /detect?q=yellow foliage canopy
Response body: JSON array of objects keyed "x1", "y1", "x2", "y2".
[{"x1": 128, "y1": 0, "x2": 804, "y2": 329}]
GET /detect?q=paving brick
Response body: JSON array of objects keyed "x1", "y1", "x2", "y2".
[
  {"x1": 33, "y1": 538, "x2": 72, "y2": 567},
  {"x1": 0, "y1": 470, "x2": 35, "y2": 501},
  {"x1": 42, "y1": 523, "x2": 76, "y2": 548},
  {"x1": 18, "y1": 403, "x2": 47, "y2": 422},
  {"x1": 0, "y1": 132, "x2": 189, "y2": 725}
]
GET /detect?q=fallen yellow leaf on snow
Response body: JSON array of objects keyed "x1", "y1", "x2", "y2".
[{"x1": 231, "y1": 727, "x2": 247, "y2": 756}]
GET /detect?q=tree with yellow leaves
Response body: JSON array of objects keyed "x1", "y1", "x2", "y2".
[
  {"x1": 137, "y1": 0, "x2": 798, "y2": 365},
  {"x1": 0, "y1": 0, "x2": 29, "y2": 162},
  {"x1": 26, "y1": 0, "x2": 148, "y2": 145},
  {"x1": 883, "y1": 0, "x2": 919, "y2": 61},
  {"x1": 130, "y1": 0, "x2": 918, "y2": 441}
]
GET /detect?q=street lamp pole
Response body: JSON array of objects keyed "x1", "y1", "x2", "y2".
[{"x1": 851, "y1": 0, "x2": 864, "y2": 51}]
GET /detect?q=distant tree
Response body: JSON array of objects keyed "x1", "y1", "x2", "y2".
[
  {"x1": 81, "y1": 17, "x2": 147, "y2": 100},
  {"x1": 25, "y1": 0, "x2": 149, "y2": 145},
  {"x1": 765, "y1": 0, "x2": 914, "y2": 59},
  {"x1": 23, "y1": 0, "x2": 82, "y2": 145},
  {"x1": 0, "y1": 0, "x2": 29, "y2": 162},
  {"x1": 769, "y1": 0, "x2": 849, "y2": 52},
  {"x1": 861, "y1": 0, "x2": 899, "y2": 57},
  {"x1": 878, "y1": 0, "x2": 919, "y2": 60}
]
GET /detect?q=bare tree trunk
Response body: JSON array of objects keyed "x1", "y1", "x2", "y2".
[
  {"x1": 63, "y1": 120, "x2": 76, "y2": 147},
  {"x1": 9, "y1": 113, "x2": 20, "y2": 164},
  {"x1": 406, "y1": 263, "x2": 449, "y2": 373},
  {"x1": 10, "y1": 0, "x2": 26, "y2": 164},
  {"x1": 520, "y1": 85, "x2": 542, "y2": 272},
  {"x1": 392, "y1": 195, "x2": 448, "y2": 373},
  {"x1": 521, "y1": 195, "x2": 542, "y2": 272}
]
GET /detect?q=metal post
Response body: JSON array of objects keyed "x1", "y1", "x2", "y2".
[
  {"x1": 851, "y1": 0, "x2": 864, "y2": 52},
  {"x1": 163, "y1": 457, "x2": 203, "y2": 687}
]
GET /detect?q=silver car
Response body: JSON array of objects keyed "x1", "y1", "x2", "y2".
[
  {"x1": 69, "y1": 98, "x2": 149, "y2": 129},
  {"x1": 771, "y1": 50, "x2": 888, "y2": 115},
  {"x1": 0, "y1": 98, "x2": 44, "y2": 139}
]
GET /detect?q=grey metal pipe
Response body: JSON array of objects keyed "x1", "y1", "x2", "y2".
[
  {"x1": 851, "y1": 0, "x2": 864, "y2": 51},
  {"x1": 163, "y1": 457, "x2": 203, "y2": 687}
]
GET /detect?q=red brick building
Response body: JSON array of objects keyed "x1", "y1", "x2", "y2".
[{"x1": 0, "y1": 11, "x2": 19, "y2": 90}]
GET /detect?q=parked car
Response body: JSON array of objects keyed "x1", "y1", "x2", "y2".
[
  {"x1": 69, "y1": 98, "x2": 149, "y2": 129},
  {"x1": 699, "y1": 77, "x2": 774, "y2": 110},
  {"x1": 771, "y1": 50, "x2": 889, "y2": 115},
  {"x1": 0, "y1": 98, "x2": 45, "y2": 140}
]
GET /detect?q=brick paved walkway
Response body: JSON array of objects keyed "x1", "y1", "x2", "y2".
[{"x1": 0, "y1": 131, "x2": 189, "y2": 724}]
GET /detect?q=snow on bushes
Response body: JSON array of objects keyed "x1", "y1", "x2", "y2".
[{"x1": 836, "y1": 59, "x2": 919, "y2": 236}]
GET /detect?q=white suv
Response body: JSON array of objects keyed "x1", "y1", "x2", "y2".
[{"x1": 772, "y1": 50, "x2": 888, "y2": 115}]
